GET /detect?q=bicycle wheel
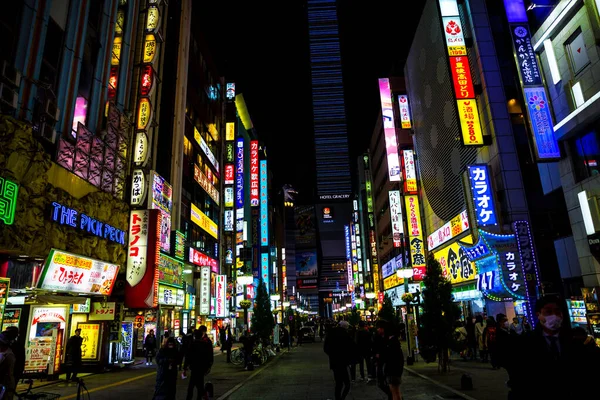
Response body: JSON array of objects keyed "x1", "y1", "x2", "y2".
[{"x1": 230, "y1": 349, "x2": 244, "y2": 366}]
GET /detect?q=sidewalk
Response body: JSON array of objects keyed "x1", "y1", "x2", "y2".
[{"x1": 401, "y1": 341, "x2": 510, "y2": 400}]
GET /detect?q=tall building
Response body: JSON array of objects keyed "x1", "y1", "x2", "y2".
[{"x1": 307, "y1": 0, "x2": 353, "y2": 312}]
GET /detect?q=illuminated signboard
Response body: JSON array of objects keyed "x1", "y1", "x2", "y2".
[
  {"x1": 467, "y1": 164, "x2": 497, "y2": 226},
  {"x1": 194, "y1": 127, "x2": 220, "y2": 174},
  {"x1": 37, "y1": 249, "x2": 119, "y2": 296},
  {"x1": 216, "y1": 275, "x2": 227, "y2": 317},
  {"x1": 457, "y1": 100, "x2": 484, "y2": 145},
  {"x1": 127, "y1": 210, "x2": 149, "y2": 286},
  {"x1": 225, "y1": 164, "x2": 234, "y2": 185},
  {"x1": 224, "y1": 187, "x2": 234, "y2": 208},
  {"x1": 224, "y1": 209, "x2": 234, "y2": 232},
  {"x1": 146, "y1": 6, "x2": 160, "y2": 32},
  {"x1": 140, "y1": 65, "x2": 154, "y2": 97},
  {"x1": 388, "y1": 190, "x2": 403, "y2": 247},
  {"x1": 236, "y1": 138, "x2": 244, "y2": 209},
  {"x1": 226, "y1": 142, "x2": 234, "y2": 163},
  {"x1": 158, "y1": 285, "x2": 185, "y2": 306},
  {"x1": 199, "y1": 266, "x2": 210, "y2": 315},
  {"x1": 250, "y1": 141, "x2": 259, "y2": 207},
  {"x1": 344, "y1": 225, "x2": 354, "y2": 291},
  {"x1": 438, "y1": 0, "x2": 484, "y2": 147},
  {"x1": 405, "y1": 195, "x2": 426, "y2": 279},
  {"x1": 428, "y1": 210, "x2": 469, "y2": 251},
  {"x1": 260, "y1": 160, "x2": 268, "y2": 246},
  {"x1": 434, "y1": 235, "x2": 477, "y2": 284},
  {"x1": 136, "y1": 97, "x2": 151, "y2": 130},
  {"x1": 226, "y1": 83, "x2": 235, "y2": 100},
  {"x1": 261, "y1": 253, "x2": 269, "y2": 293},
  {"x1": 402, "y1": 150, "x2": 417, "y2": 194},
  {"x1": 193, "y1": 164, "x2": 220, "y2": 205},
  {"x1": 149, "y1": 171, "x2": 172, "y2": 252},
  {"x1": 226, "y1": 122, "x2": 235, "y2": 141},
  {"x1": 49, "y1": 201, "x2": 126, "y2": 245},
  {"x1": 509, "y1": 24, "x2": 542, "y2": 87},
  {"x1": 523, "y1": 87, "x2": 560, "y2": 159},
  {"x1": 377, "y1": 78, "x2": 402, "y2": 182},
  {"x1": 398, "y1": 95, "x2": 412, "y2": 129},
  {"x1": 130, "y1": 169, "x2": 147, "y2": 206},
  {"x1": 143, "y1": 33, "x2": 157, "y2": 63},
  {"x1": 174, "y1": 231, "x2": 185, "y2": 260},
  {"x1": 365, "y1": 169, "x2": 373, "y2": 213},
  {"x1": 190, "y1": 203, "x2": 218, "y2": 239},
  {"x1": 111, "y1": 37, "x2": 122, "y2": 66},
  {"x1": 189, "y1": 247, "x2": 218, "y2": 271},
  {"x1": 158, "y1": 253, "x2": 183, "y2": 286},
  {"x1": 449, "y1": 56, "x2": 475, "y2": 99},
  {"x1": 513, "y1": 220, "x2": 540, "y2": 327},
  {"x1": 133, "y1": 131, "x2": 149, "y2": 166}
]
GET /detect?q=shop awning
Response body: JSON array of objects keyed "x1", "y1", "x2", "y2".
[{"x1": 33, "y1": 295, "x2": 89, "y2": 305}]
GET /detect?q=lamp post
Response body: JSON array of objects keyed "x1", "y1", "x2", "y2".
[{"x1": 397, "y1": 267, "x2": 414, "y2": 365}]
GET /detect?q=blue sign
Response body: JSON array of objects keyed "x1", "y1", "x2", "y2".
[
  {"x1": 344, "y1": 225, "x2": 351, "y2": 261},
  {"x1": 467, "y1": 164, "x2": 497, "y2": 226},
  {"x1": 235, "y1": 138, "x2": 244, "y2": 209},
  {"x1": 261, "y1": 253, "x2": 269, "y2": 293},
  {"x1": 260, "y1": 160, "x2": 268, "y2": 246},
  {"x1": 524, "y1": 87, "x2": 560, "y2": 159},
  {"x1": 50, "y1": 202, "x2": 125, "y2": 245},
  {"x1": 510, "y1": 25, "x2": 542, "y2": 86},
  {"x1": 460, "y1": 236, "x2": 490, "y2": 261}
]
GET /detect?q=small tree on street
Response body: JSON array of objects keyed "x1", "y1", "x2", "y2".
[
  {"x1": 251, "y1": 279, "x2": 275, "y2": 343},
  {"x1": 378, "y1": 292, "x2": 396, "y2": 324},
  {"x1": 419, "y1": 254, "x2": 460, "y2": 372}
]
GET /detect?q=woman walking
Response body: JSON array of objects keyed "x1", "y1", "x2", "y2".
[
  {"x1": 474, "y1": 316, "x2": 486, "y2": 362},
  {"x1": 144, "y1": 329, "x2": 157, "y2": 366}
]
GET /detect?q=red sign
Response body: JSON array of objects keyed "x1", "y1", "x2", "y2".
[
  {"x1": 140, "y1": 65, "x2": 154, "y2": 96},
  {"x1": 189, "y1": 247, "x2": 218, "y2": 272},
  {"x1": 225, "y1": 164, "x2": 234, "y2": 185},
  {"x1": 108, "y1": 67, "x2": 118, "y2": 98},
  {"x1": 413, "y1": 266, "x2": 426, "y2": 281},
  {"x1": 250, "y1": 141, "x2": 259, "y2": 207},
  {"x1": 449, "y1": 56, "x2": 475, "y2": 99},
  {"x1": 125, "y1": 209, "x2": 160, "y2": 309}
]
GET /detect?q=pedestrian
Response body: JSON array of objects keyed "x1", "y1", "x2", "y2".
[
  {"x1": 65, "y1": 328, "x2": 83, "y2": 382},
  {"x1": 0, "y1": 333, "x2": 16, "y2": 400},
  {"x1": 381, "y1": 321, "x2": 404, "y2": 400},
  {"x1": 494, "y1": 313, "x2": 511, "y2": 369},
  {"x1": 324, "y1": 320, "x2": 352, "y2": 400},
  {"x1": 179, "y1": 329, "x2": 193, "y2": 370},
  {"x1": 161, "y1": 330, "x2": 171, "y2": 347},
  {"x1": 474, "y1": 315, "x2": 486, "y2": 362},
  {"x1": 183, "y1": 326, "x2": 214, "y2": 400},
  {"x1": 373, "y1": 320, "x2": 392, "y2": 399},
  {"x1": 225, "y1": 326, "x2": 233, "y2": 363},
  {"x1": 154, "y1": 337, "x2": 180, "y2": 400},
  {"x1": 2, "y1": 327, "x2": 24, "y2": 384},
  {"x1": 219, "y1": 326, "x2": 226, "y2": 353},
  {"x1": 453, "y1": 321, "x2": 468, "y2": 359},
  {"x1": 144, "y1": 329, "x2": 158, "y2": 366},
  {"x1": 465, "y1": 316, "x2": 477, "y2": 360},
  {"x1": 509, "y1": 317, "x2": 524, "y2": 336},
  {"x1": 239, "y1": 330, "x2": 255, "y2": 370},
  {"x1": 355, "y1": 321, "x2": 372, "y2": 382},
  {"x1": 281, "y1": 325, "x2": 290, "y2": 351},
  {"x1": 482, "y1": 317, "x2": 497, "y2": 367}
]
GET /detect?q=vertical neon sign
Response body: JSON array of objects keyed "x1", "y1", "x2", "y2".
[{"x1": 378, "y1": 78, "x2": 402, "y2": 182}]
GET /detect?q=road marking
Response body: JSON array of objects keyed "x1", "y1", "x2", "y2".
[
  {"x1": 59, "y1": 371, "x2": 157, "y2": 400},
  {"x1": 216, "y1": 349, "x2": 290, "y2": 400},
  {"x1": 405, "y1": 367, "x2": 478, "y2": 400}
]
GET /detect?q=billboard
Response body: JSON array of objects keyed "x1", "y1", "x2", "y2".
[
  {"x1": 398, "y1": 95, "x2": 412, "y2": 129},
  {"x1": 250, "y1": 141, "x2": 259, "y2": 206},
  {"x1": 149, "y1": 171, "x2": 172, "y2": 253},
  {"x1": 402, "y1": 150, "x2": 417, "y2": 194},
  {"x1": 467, "y1": 164, "x2": 498, "y2": 227},
  {"x1": 405, "y1": 195, "x2": 426, "y2": 279},
  {"x1": 378, "y1": 78, "x2": 401, "y2": 182},
  {"x1": 235, "y1": 138, "x2": 244, "y2": 209},
  {"x1": 388, "y1": 190, "x2": 403, "y2": 247},
  {"x1": 260, "y1": 160, "x2": 268, "y2": 246}
]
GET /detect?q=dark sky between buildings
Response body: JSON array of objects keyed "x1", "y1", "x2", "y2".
[{"x1": 198, "y1": 1, "x2": 425, "y2": 203}]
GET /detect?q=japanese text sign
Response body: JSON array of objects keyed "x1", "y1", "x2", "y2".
[
  {"x1": 523, "y1": 87, "x2": 560, "y2": 159},
  {"x1": 236, "y1": 138, "x2": 244, "y2": 209},
  {"x1": 402, "y1": 150, "x2": 417, "y2": 194},
  {"x1": 467, "y1": 164, "x2": 497, "y2": 226},
  {"x1": 89, "y1": 302, "x2": 116, "y2": 321},
  {"x1": 398, "y1": 95, "x2": 412, "y2": 129},
  {"x1": 434, "y1": 235, "x2": 477, "y2": 284},
  {"x1": 509, "y1": 25, "x2": 542, "y2": 86},
  {"x1": 250, "y1": 141, "x2": 259, "y2": 206},
  {"x1": 260, "y1": 160, "x2": 269, "y2": 246},
  {"x1": 457, "y1": 100, "x2": 484, "y2": 145},
  {"x1": 127, "y1": 210, "x2": 149, "y2": 286},
  {"x1": 378, "y1": 78, "x2": 402, "y2": 182},
  {"x1": 199, "y1": 266, "x2": 210, "y2": 315},
  {"x1": 388, "y1": 190, "x2": 403, "y2": 247},
  {"x1": 404, "y1": 195, "x2": 426, "y2": 275},
  {"x1": 449, "y1": 56, "x2": 475, "y2": 99}
]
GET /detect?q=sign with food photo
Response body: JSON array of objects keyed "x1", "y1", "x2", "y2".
[{"x1": 37, "y1": 249, "x2": 119, "y2": 296}]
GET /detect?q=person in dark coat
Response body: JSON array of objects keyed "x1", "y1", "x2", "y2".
[
  {"x1": 324, "y1": 320, "x2": 353, "y2": 400},
  {"x1": 373, "y1": 320, "x2": 392, "y2": 399},
  {"x1": 2, "y1": 327, "x2": 24, "y2": 384},
  {"x1": 381, "y1": 322, "x2": 404, "y2": 400},
  {"x1": 144, "y1": 329, "x2": 158, "y2": 366},
  {"x1": 179, "y1": 329, "x2": 193, "y2": 369},
  {"x1": 239, "y1": 330, "x2": 255, "y2": 370},
  {"x1": 0, "y1": 333, "x2": 16, "y2": 400},
  {"x1": 154, "y1": 337, "x2": 180, "y2": 400},
  {"x1": 465, "y1": 316, "x2": 477, "y2": 360},
  {"x1": 183, "y1": 326, "x2": 214, "y2": 400},
  {"x1": 65, "y1": 328, "x2": 83, "y2": 382},
  {"x1": 355, "y1": 321, "x2": 372, "y2": 382}
]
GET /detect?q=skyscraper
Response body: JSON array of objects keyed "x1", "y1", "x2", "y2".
[{"x1": 307, "y1": 0, "x2": 352, "y2": 312}]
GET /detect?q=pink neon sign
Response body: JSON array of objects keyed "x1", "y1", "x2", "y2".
[{"x1": 378, "y1": 78, "x2": 401, "y2": 182}]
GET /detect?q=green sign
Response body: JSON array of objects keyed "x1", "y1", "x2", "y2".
[{"x1": 0, "y1": 177, "x2": 18, "y2": 225}]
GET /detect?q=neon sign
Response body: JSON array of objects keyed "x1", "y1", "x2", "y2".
[
  {"x1": 467, "y1": 164, "x2": 497, "y2": 226},
  {"x1": 0, "y1": 177, "x2": 18, "y2": 225},
  {"x1": 50, "y1": 202, "x2": 125, "y2": 245}
]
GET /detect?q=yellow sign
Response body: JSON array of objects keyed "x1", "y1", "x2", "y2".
[
  {"x1": 457, "y1": 99, "x2": 484, "y2": 146},
  {"x1": 190, "y1": 203, "x2": 218, "y2": 239},
  {"x1": 143, "y1": 34, "x2": 157, "y2": 63},
  {"x1": 146, "y1": 6, "x2": 160, "y2": 31},
  {"x1": 226, "y1": 122, "x2": 235, "y2": 141},
  {"x1": 111, "y1": 37, "x2": 122, "y2": 66},
  {"x1": 137, "y1": 98, "x2": 151, "y2": 130},
  {"x1": 383, "y1": 273, "x2": 403, "y2": 290},
  {"x1": 78, "y1": 323, "x2": 100, "y2": 361},
  {"x1": 405, "y1": 195, "x2": 426, "y2": 271},
  {"x1": 433, "y1": 235, "x2": 477, "y2": 284}
]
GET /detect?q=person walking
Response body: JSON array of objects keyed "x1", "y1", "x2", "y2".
[
  {"x1": 179, "y1": 329, "x2": 193, "y2": 370},
  {"x1": 2, "y1": 327, "x2": 24, "y2": 384},
  {"x1": 239, "y1": 330, "x2": 255, "y2": 370},
  {"x1": 144, "y1": 329, "x2": 158, "y2": 366},
  {"x1": 0, "y1": 334, "x2": 16, "y2": 400},
  {"x1": 225, "y1": 326, "x2": 233, "y2": 363},
  {"x1": 381, "y1": 321, "x2": 404, "y2": 400},
  {"x1": 373, "y1": 320, "x2": 392, "y2": 399},
  {"x1": 324, "y1": 320, "x2": 353, "y2": 400},
  {"x1": 183, "y1": 327, "x2": 214, "y2": 400},
  {"x1": 65, "y1": 328, "x2": 83, "y2": 382},
  {"x1": 465, "y1": 316, "x2": 477, "y2": 360},
  {"x1": 482, "y1": 317, "x2": 497, "y2": 368},
  {"x1": 474, "y1": 316, "x2": 486, "y2": 362},
  {"x1": 355, "y1": 321, "x2": 372, "y2": 382},
  {"x1": 509, "y1": 317, "x2": 524, "y2": 336},
  {"x1": 154, "y1": 337, "x2": 180, "y2": 400}
]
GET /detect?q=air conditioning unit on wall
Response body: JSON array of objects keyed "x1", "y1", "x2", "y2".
[{"x1": 1, "y1": 60, "x2": 21, "y2": 88}]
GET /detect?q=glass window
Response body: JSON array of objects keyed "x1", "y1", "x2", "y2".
[{"x1": 571, "y1": 130, "x2": 600, "y2": 181}]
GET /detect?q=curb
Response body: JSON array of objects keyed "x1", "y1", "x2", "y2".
[{"x1": 405, "y1": 366, "x2": 479, "y2": 400}]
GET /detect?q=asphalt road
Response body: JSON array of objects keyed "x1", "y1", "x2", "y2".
[{"x1": 22, "y1": 341, "x2": 470, "y2": 399}]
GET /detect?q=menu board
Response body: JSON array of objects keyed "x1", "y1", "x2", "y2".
[
  {"x1": 25, "y1": 339, "x2": 53, "y2": 374},
  {"x1": 2, "y1": 308, "x2": 20, "y2": 331},
  {"x1": 78, "y1": 323, "x2": 101, "y2": 361},
  {"x1": 567, "y1": 299, "x2": 587, "y2": 324}
]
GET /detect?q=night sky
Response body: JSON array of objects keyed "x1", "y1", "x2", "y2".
[{"x1": 198, "y1": 1, "x2": 425, "y2": 203}]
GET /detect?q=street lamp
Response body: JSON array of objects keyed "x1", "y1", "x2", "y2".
[
  {"x1": 397, "y1": 268, "x2": 415, "y2": 365},
  {"x1": 237, "y1": 275, "x2": 253, "y2": 285},
  {"x1": 365, "y1": 292, "x2": 376, "y2": 299}
]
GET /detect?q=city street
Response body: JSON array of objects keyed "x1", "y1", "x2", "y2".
[{"x1": 20, "y1": 342, "x2": 476, "y2": 400}]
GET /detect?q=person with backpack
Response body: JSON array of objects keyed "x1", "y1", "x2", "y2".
[{"x1": 483, "y1": 317, "x2": 499, "y2": 369}]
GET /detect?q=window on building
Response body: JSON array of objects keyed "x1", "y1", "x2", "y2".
[
  {"x1": 566, "y1": 28, "x2": 590, "y2": 76},
  {"x1": 570, "y1": 130, "x2": 600, "y2": 181},
  {"x1": 0, "y1": 2, "x2": 22, "y2": 67},
  {"x1": 572, "y1": 81, "x2": 585, "y2": 108},
  {"x1": 184, "y1": 136, "x2": 192, "y2": 158}
]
